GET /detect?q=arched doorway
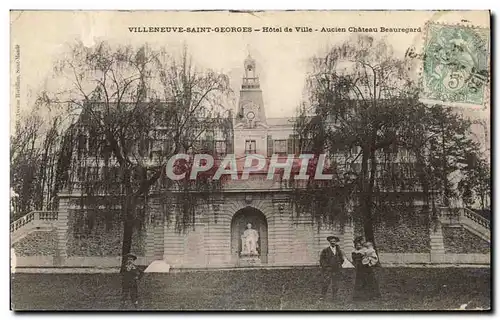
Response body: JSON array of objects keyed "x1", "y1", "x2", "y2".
[{"x1": 231, "y1": 207, "x2": 268, "y2": 264}]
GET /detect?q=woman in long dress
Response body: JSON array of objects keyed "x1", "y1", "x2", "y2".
[{"x1": 352, "y1": 237, "x2": 381, "y2": 301}]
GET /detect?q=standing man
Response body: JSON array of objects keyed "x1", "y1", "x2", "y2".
[
  {"x1": 319, "y1": 236, "x2": 344, "y2": 300},
  {"x1": 121, "y1": 253, "x2": 143, "y2": 309}
]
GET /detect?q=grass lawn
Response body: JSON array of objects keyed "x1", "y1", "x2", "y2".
[{"x1": 11, "y1": 267, "x2": 491, "y2": 311}]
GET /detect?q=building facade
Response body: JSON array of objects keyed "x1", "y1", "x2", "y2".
[
  {"x1": 54, "y1": 54, "x2": 352, "y2": 269},
  {"x1": 11, "y1": 55, "x2": 490, "y2": 270}
]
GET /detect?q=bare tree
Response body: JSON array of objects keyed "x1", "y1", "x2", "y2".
[
  {"x1": 40, "y1": 41, "x2": 232, "y2": 269},
  {"x1": 10, "y1": 110, "x2": 62, "y2": 219}
]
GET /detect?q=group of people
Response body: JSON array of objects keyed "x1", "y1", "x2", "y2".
[
  {"x1": 120, "y1": 235, "x2": 380, "y2": 308},
  {"x1": 320, "y1": 235, "x2": 381, "y2": 302}
]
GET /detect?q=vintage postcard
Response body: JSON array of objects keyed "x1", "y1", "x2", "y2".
[{"x1": 10, "y1": 10, "x2": 491, "y2": 311}]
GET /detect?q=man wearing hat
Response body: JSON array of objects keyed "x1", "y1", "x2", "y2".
[
  {"x1": 319, "y1": 236, "x2": 345, "y2": 300},
  {"x1": 121, "y1": 253, "x2": 143, "y2": 308}
]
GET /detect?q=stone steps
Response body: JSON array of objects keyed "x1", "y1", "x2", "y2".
[{"x1": 430, "y1": 223, "x2": 445, "y2": 254}]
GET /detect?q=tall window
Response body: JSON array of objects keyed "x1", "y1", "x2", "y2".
[
  {"x1": 77, "y1": 167, "x2": 86, "y2": 181},
  {"x1": 150, "y1": 139, "x2": 164, "y2": 159},
  {"x1": 88, "y1": 135, "x2": 100, "y2": 157},
  {"x1": 273, "y1": 139, "x2": 288, "y2": 156},
  {"x1": 245, "y1": 140, "x2": 256, "y2": 154},
  {"x1": 138, "y1": 138, "x2": 150, "y2": 157},
  {"x1": 77, "y1": 134, "x2": 88, "y2": 159},
  {"x1": 215, "y1": 140, "x2": 227, "y2": 158},
  {"x1": 87, "y1": 167, "x2": 99, "y2": 181}
]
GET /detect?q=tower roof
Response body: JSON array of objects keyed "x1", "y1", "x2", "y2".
[
  {"x1": 244, "y1": 53, "x2": 254, "y2": 63},
  {"x1": 244, "y1": 54, "x2": 256, "y2": 69},
  {"x1": 238, "y1": 52, "x2": 265, "y2": 125}
]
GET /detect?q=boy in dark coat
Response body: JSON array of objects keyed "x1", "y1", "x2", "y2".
[
  {"x1": 319, "y1": 236, "x2": 345, "y2": 300},
  {"x1": 121, "y1": 253, "x2": 143, "y2": 308}
]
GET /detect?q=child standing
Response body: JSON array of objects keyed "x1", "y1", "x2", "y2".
[{"x1": 121, "y1": 253, "x2": 143, "y2": 309}]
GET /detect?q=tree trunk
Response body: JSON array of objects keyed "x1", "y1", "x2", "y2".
[
  {"x1": 120, "y1": 194, "x2": 137, "y2": 271},
  {"x1": 360, "y1": 145, "x2": 375, "y2": 244},
  {"x1": 366, "y1": 140, "x2": 377, "y2": 246},
  {"x1": 120, "y1": 168, "x2": 135, "y2": 272}
]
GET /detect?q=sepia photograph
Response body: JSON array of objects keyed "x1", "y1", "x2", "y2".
[{"x1": 9, "y1": 10, "x2": 491, "y2": 311}]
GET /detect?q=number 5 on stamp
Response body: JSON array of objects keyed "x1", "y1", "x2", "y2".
[{"x1": 421, "y1": 23, "x2": 490, "y2": 107}]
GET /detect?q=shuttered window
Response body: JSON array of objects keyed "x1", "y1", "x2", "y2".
[
  {"x1": 267, "y1": 135, "x2": 273, "y2": 157},
  {"x1": 287, "y1": 134, "x2": 300, "y2": 155}
]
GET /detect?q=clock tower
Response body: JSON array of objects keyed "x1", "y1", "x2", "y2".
[{"x1": 236, "y1": 54, "x2": 267, "y2": 128}]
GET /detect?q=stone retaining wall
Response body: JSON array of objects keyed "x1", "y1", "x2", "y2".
[
  {"x1": 353, "y1": 209, "x2": 431, "y2": 253},
  {"x1": 443, "y1": 226, "x2": 490, "y2": 254},
  {"x1": 12, "y1": 231, "x2": 58, "y2": 256}
]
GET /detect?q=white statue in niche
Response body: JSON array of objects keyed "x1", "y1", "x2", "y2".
[{"x1": 241, "y1": 222, "x2": 259, "y2": 255}]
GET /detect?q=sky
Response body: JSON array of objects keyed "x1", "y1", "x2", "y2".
[{"x1": 10, "y1": 10, "x2": 490, "y2": 124}]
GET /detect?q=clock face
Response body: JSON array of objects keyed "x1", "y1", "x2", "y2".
[{"x1": 246, "y1": 111, "x2": 255, "y2": 120}]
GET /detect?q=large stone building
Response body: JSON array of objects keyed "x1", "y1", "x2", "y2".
[
  {"x1": 64, "y1": 54, "x2": 336, "y2": 269},
  {"x1": 11, "y1": 55, "x2": 490, "y2": 270}
]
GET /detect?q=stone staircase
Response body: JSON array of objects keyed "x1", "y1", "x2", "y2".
[
  {"x1": 439, "y1": 207, "x2": 490, "y2": 242},
  {"x1": 430, "y1": 221, "x2": 445, "y2": 256},
  {"x1": 10, "y1": 211, "x2": 59, "y2": 244},
  {"x1": 423, "y1": 207, "x2": 491, "y2": 264}
]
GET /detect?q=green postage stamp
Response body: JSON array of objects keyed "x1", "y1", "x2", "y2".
[{"x1": 422, "y1": 23, "x2": 490, "y2": 107}]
